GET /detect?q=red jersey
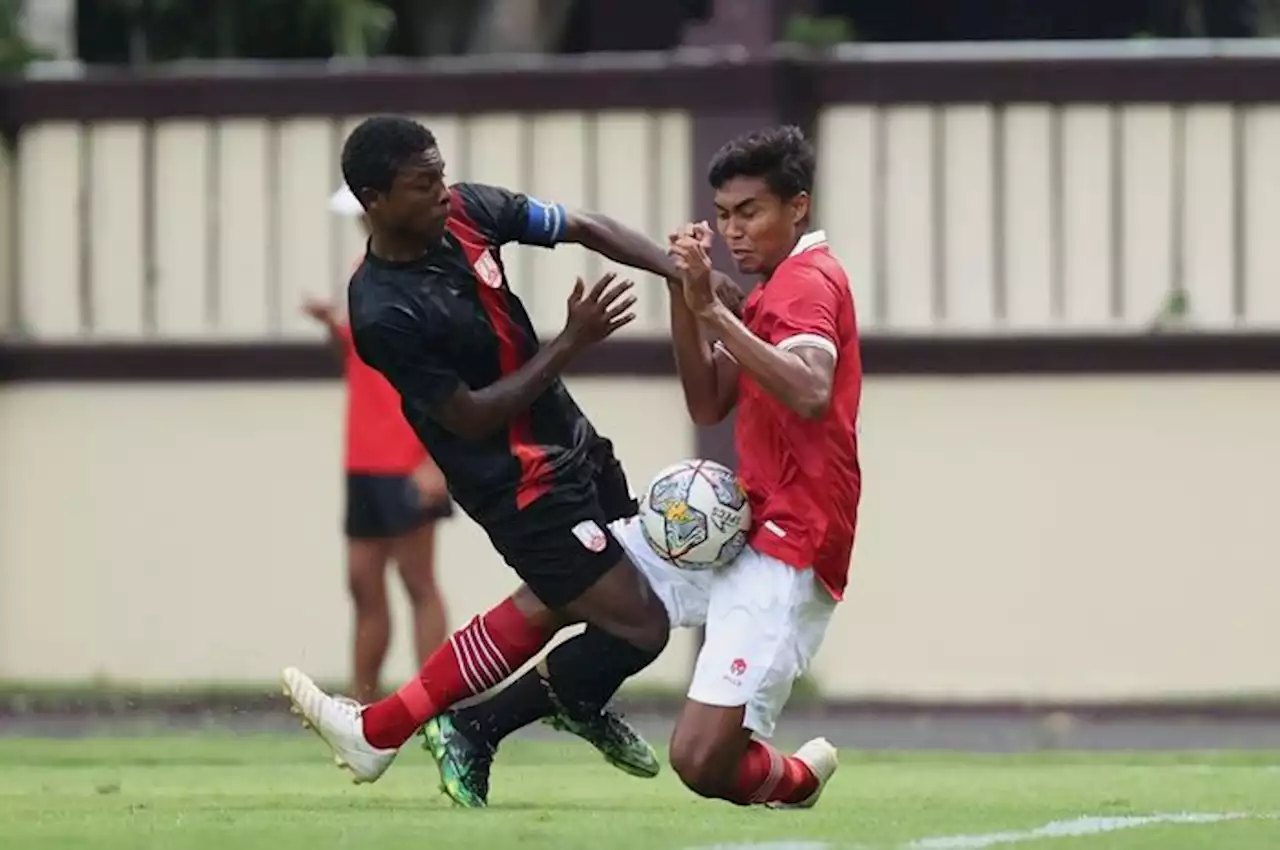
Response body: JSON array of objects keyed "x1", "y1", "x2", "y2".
[
  {"x1": 733, "y1": 231, "x2": 862, "y2": 600},
  {"x1": 337, "y1": 323, "x2": 427, "y2": 475}
]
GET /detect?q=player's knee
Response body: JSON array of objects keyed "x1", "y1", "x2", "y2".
[
  {"x1": 398, "y1": 568, "x2": 439, "y2": 606},
  {"x1": 347, "y1": 568, "x2": 388, "y2": 613},
  {"x1": 622, "y1": 592, "x2": 671, "y2": 654},
  {"x1": 668, "y1": 738, "x2": 731, "y2": 799},
  {"x1": 632, "y1": 603, "x2": 670, "y2": 655}
]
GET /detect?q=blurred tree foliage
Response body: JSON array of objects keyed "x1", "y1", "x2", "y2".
[
  {"x1": 815, "y1": 0, "x2": 1263, "y2": 42},
  {"x1": 76, "y1": 0, "x2": 403, "y2": 63},
  {"x1": 0, "y1": 0, "x2": 51, "y2": 74}
]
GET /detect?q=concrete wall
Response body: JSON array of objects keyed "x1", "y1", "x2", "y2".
[{"x1": 3, "y1": 374, "x2": 1276, "y2": 699}]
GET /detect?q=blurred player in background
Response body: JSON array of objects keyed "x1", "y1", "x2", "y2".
[{"x1": 300, "y1": 184, "x2": 453, "y2": 704}]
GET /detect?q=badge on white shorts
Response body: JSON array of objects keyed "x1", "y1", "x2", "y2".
[{"x1": 571, "y1": 520, "x2": 608, "y2": 553}]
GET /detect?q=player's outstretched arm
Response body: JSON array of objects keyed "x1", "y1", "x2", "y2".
[
  {"x1": 301, "y1": 296, "x2": 351, "y2": 358},
  {"x1": 562, "y1": 209, "x2": 683, "y2": 283}
]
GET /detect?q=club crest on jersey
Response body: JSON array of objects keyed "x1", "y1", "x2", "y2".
[
  {"x1": 473, "y1": 250, "x2": 504, "y2": 289},
  {"x1": 571, "y1": 520, "x2": 608, "y2": 553}
]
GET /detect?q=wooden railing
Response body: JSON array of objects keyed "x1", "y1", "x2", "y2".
[{"x1": 2, "y1": 46, "x2": 1279, "y2": 368}]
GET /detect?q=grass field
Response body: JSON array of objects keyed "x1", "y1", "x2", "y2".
[{"x1": 1, "y1": 733, "x2": 1279, "y2": 850}]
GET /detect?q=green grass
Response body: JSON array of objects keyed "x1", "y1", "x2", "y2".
[{"x1": 1, "y1": 734, "x2": 1279, "y2": 849}]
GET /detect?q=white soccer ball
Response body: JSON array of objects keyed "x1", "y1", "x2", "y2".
[{"x1": 639, "y1": 459, "x2": 751, "y2": 571}]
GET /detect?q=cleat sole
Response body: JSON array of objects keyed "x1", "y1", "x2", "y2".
[{"x1": 279, "y1": 672, "x2": 365, "y2": 784}]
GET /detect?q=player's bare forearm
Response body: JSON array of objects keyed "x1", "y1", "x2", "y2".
[
  {"x1": 667, "y1": 281, "x2": 737, "y2": 425},
  {"x1": 702, "y1": 302, "x2": 834, "y2": 421},
  {"x1": 429, "y1": 336, "x2": 578, "y2": 440},
  {"x1": 563, "y1": 210, "x2": 681, "y2": 282},
  {"x1": 312, "y1": 316, "x2": 349, "y2": 358}
]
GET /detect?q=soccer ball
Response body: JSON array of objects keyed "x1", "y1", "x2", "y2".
[{"x1": 639, "y1": 459, "x2": 751, "y2": 571}]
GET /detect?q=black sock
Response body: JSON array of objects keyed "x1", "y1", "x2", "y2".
[
  {"x1": 452, "y1": 668, "x2": 555, "y2": 753},
  {"x1": 542, "y1": 626, "x2": 665, "y2": 720},
  {"x1": 452, "y1": 626, "x2": 664, "y2": 751}
]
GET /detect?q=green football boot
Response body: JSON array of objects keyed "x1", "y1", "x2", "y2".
[
  {"x1": 420, "y1": 714, "x2": 493, "y2": 808},
  {"x1": 543, "y1": 704, "x2": 660, "y2": 778}
]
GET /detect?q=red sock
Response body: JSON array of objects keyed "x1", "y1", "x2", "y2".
[
  {"x1": 729, "y1": 740, "x2": 819, "y2": 805},
  {"x1": 360, "y1": 597, "x2": 551, "y2": 749}
]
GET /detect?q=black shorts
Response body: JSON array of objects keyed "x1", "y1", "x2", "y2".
[
  {"x1": 487, "y1": 491, "x2": 625, "y2": 609},
  {"x1": 345, "y1": 473, "x2": 453, "y2": 540}
]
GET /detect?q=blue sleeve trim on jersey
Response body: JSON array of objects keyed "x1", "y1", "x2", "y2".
[{"x1": 522, "y1": 197, "x2": 567, "y2": 246}]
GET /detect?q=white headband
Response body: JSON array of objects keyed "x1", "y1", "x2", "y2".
[{"x1": 329, "y1": 185, "x2": 364, "y2": 217}]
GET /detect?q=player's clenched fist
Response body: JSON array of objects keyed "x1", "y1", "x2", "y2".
[
  {"x1": 560, "y1": 271, "x2": 637, "y2": 351},
  {"x1": 669, "y1": 235, "x2": 717, "y2": 317}
]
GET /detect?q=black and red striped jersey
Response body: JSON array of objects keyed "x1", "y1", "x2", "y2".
[{"x1": 348, "y1": 182, "x2": 631, "y2": 529}]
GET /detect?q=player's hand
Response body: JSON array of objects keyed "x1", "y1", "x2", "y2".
[
  {"x1": 670, "y1": 235, "x2": 716, "y2": 316},
  {"x1": 411, "y1": 460, "x2": 449, "y2": 507},
  {"x1": 561, "y1": 272, "x2": 637, "y2": 352},
  {"x1": 668, "y1": 220, "x2": 713, "y2": 253},
  {"x1": 302, "y1": 296, "x2": 336, "y2": 324}
]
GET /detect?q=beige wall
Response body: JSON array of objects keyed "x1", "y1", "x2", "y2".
[
  {"x1": 3, "y1": 374, "x2": 1278, "y2": 700},
  {"x1": 0, "y1": 377, "x2": 698, "y2": 688}
]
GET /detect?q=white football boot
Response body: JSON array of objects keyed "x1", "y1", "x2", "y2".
[
  {"x1": 768, "y1": 737, "x2": 839, "y2": 809},
  {"x1": 280, "y1": 666, "x2": 398, "y2": 784}
]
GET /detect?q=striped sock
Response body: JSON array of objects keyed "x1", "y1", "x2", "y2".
[
  {"x1": 729, "y1": 740, "x2": 818, "y2": 806},
  {"x1": 360, "y1": 597, "x2": 551, "y2": 750}
]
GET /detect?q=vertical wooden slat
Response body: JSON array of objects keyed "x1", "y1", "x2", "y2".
[
  {"x1": 815, "y1": 106, "x2": 876, "y2": 330},
  {"x1": 1182, "y1": 105, "x2": 1235, "y2": 328},
  {"x1": 644, "y1": 112, "x2": 666, "y2": 328},
  {"x1": 883, "y1": 106, "x2": 934, "y2": 330},
  {"x1": 77, "y1": 125, "x2": 91, "y2": 333},
  {"x1": 1109, "y1": 105, "x2": 1126, "y2": 322},
  {"x1": 594, "y1": 110, "x2": 662, "y2": 335},
  {"x1": 154, "y1": 121, "x2": 212, "y2": 337},
  {"x1": 527, "y1": 112, "x2": 589, "y2": 336},
  {"x1": 87, "y1": 120, "x2": 146, "y2": 337},
  {"x1": 930, "y1": 107, "x2": 947, "y2": 324},
  {"x1": 582, "y1": 114, "x2": 602, "y2": 287},
  {"x1": 1120, "y1": 105, "x2": 1174, "y2": 328},
  {"x1": 264, "y1": 120, "x2": 283, "y2": 334},
  {"x1": 276, "y1": 118, "x2": 333, "y2": 338},
  {"x1": 1231, "y1": 105, "x2": 1247, "y2": 323},
  {"x1": 991, "y1": 105, "x2": 1008, "y2": 323},
  {"x1": 1060, "y1": 106, "x2": 1113, "y2": 329},
  {"x1": 871, "y1": 106, "x2": 888, "y2": 327},
  {"x1": 0, "y1": 136, "x2": 13, "y2": 335},
  {"x1": 1003, "y1": 106, "x2": 1054, "y2": 330},
  {"x1": 18, "y1": 123, "x2": 82, "y2": 338},
  {"x1": 1047, "y1": 106, "x2": 1065, "y2": 323},
  {"x1": 216, "y1": 120, "x2": 271, "y2": 338},
  {"x1": 1169, "y1": 105, "x2": 1187, "y2": 321},
  {"x1": 206, "y1": 121, "x2": 222, "y2": 329},
  {"x1": 1243, "y1": 106, "x2": 1280, "y2": 328},
  {"x1": 655, "y1": 109, "x2": 692, "y2": 314},
  {"x1": 941, "y1": 104, "x2": 995, "y2": 331}
]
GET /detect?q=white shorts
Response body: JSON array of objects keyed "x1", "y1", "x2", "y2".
[{"x1": 609, "y1": 517, "x2": 836, "y2": 738}]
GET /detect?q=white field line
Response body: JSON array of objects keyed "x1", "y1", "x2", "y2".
[{"x1": 685, "y1": 810, "x2": 1278, "y2": 850}]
